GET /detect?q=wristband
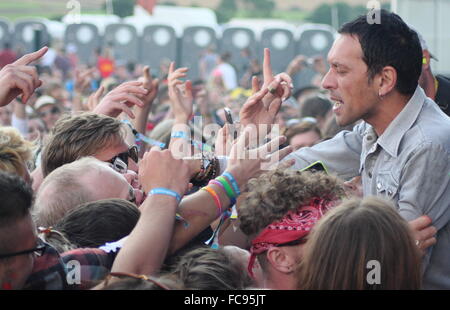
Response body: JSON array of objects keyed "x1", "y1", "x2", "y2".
[
  {"x1": 201, "y1": 186, "x2": 223, "y2": 217},
  {"x1": 209, "y1": 180, "x2": 236, "y2": 206},
  {"x1": 149, "y1": 188, "x2": 181, "y2": 203},
  {"x1": 222, "y1": 172, "x2": 241, "y2": 196},
  {"x1": 171, "y1": 131, "x2": 189, "y2": 139},
  {"x1": 216, "y1": 176, "x2": 236, "y2": 200}
]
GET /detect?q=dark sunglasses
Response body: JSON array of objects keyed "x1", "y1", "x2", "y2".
[
  {"x1": 39, "y1": 106, "x2": 60, "y2": 117},
  {"x1": 109, "y1": 146, "x2": 138, "y2": 167},
  {"x1": 0, "y1": 240, "x2": 46, "y2": 259}
]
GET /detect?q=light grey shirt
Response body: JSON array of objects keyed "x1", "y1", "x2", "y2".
[{"x1": 285, "y1": 86, "x2": 450, "y2": 289}]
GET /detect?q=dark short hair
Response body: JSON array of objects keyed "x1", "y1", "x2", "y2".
[
  {"x1": 0, "y1": 171, "x2": 33, "y2": 228},
  {"x1": 300, "y1": 96, "x2": 332, "y2": 119},
  {"x1": 339, "y1": 9, "x2": 422, "y2": 95},
  {"x1": 54, "y1": 198, "x2": 140, "y2": 248}
]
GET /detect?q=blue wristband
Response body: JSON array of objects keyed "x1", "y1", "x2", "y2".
[
  {"x1": 149, "y1": 188, "x2": 181, "y2": 203},
  {"x1": 222, "y1": 172, "x2": 241, "y2": 196},
  {"x1": 171, "y1": 131, "x2": 188, "y2": 139}
]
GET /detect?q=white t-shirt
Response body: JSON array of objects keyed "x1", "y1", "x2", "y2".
[{"x1": 216, "y1": 63, "x2": 238, "y2": 90}]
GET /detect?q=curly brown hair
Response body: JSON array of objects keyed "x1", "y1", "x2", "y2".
[{"x1": 238, "y1": 168, "x2": 345, "y2": 237}]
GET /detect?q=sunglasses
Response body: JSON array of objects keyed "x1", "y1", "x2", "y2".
[
  {"x1": 39, "y1": 106, "x2": 60, "y2": 118},
  {"x1": 0, "y1": 239, "x2": 46, "y2": 259},
  {"x1": 109, "y1": 146, "x2": 138, "y2": 167}
]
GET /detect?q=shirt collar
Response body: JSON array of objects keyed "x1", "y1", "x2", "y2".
[{"x1": 377, "y1": 86, "x2": 425, "y2": 158}]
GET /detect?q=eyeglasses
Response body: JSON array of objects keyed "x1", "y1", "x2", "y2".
[
  {"x1": 38, "y1": 106, "x2": 60, "y2": 118},
  {"x1": 0, "y1": 239, "x2": 46, "y2": 259},
  {"x1": 109, "y1": 146, "x2": 138, "y2": 167}
]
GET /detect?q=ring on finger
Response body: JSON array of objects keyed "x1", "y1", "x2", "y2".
[{"x1": 268, "y1": 87, "x2": 276, "y2": 94}]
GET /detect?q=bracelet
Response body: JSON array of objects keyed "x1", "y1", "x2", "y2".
[
  {"x1": 216, "y1": 176, "x2": 236, "y2": 200},
  {"x1": 148, "y1": 188, "x2": 181, "y2": 203},
  {"x1": 209, "y1": 180, "x2": 236, "y2": 206},
  {"x1": 201, "y1": 186, "x2": 222, "y2": 217},
  {"x1": 171, "y1": 131, "x2": 189, "y2": 139},
  {"x1": 222, "y1": 172, "x2": 241, "y2": 196}
]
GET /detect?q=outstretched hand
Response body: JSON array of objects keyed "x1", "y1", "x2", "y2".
[
  {"x1": 240, "y1": 48, "x2": 292, "y2": 128},
  {"x1": 0, "y1": 47, "x2": 48, "y2": 106},
  {"x1": 167, "y1": 62, "x2": 193, "y2": 123}
]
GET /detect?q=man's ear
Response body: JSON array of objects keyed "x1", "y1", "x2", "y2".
[
  {"x1": 378, "y1": 66, "x2": 397, "y2": 97},
  {"x1": 266, "y1": 247, "x2": 295, "y2": 274}
]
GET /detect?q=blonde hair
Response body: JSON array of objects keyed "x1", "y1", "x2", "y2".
[
  {"x1": 0, "y1": 127, "x2": 35, "y2": 179},
  {"x1": 296, "y1": 196, "x2": 422, "y2": 290}
]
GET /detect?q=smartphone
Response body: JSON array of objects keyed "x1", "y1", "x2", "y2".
[
  {"x1": 223, "y1": 107, "x2": 234, "y2": 124},
  {"x1": 223, "y1": 108, "x2": 238, "y2": 140},
  {"x1": 300, "y1": 160, "x2": 329, "y2": 174}
]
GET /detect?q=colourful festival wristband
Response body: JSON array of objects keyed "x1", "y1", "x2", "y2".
[
  {"x1": 216, "y1": 176, "x2": 236, "y2": 200},
  {"x1": 149, "y1": 188, "x2": 181, "y2": 203},
  {"x1": 222, "y1": 172, "x2": 241, "y2": 196},
  {"x1": 201, "y1": 186, "x2": 223, "y2": 217},
  {"x1": 209, "y1": 180, "x2": 236, "y2": 206}
]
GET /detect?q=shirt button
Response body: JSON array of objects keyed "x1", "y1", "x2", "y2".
[{"x1": 367, "y1": 135, "x2": 373, "y2": 141}]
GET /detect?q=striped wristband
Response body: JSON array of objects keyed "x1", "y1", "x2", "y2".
[{"x1": 149, "y1": 188, "x2": 181, "y2": 203}]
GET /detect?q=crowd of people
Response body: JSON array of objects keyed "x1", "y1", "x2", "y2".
[{"x1": 0, "y1": 9, "x2": 449, "y2": 291}]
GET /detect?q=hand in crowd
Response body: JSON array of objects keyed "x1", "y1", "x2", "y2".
[
  {"x1": 167, "y1": 62, "x2": 193, "y2": 123},
  {"x1": 225, "y1": 125, "x2": 293, "y2": 191},
  {"x1": 86, "y1": 85, "x2": 105, "y2": 111},
  {"x1": 408, "y1": 215, "x2": 437, "y2": 256},
  {"x1": 133, "y1": 66, "x2": 159, "y2": 133},
  {"x1": 286, "y1": 55, "x2": 307, "y2": 76},
  {"x1": 240, "y1": 48, "x2": 292, "y2": 128},
  {"x1": 93, "y1": 81, "x2": 148, "y2": 119},
  {"x1": 74, "y1": 67, "x2": 96, "y2": 95},
  {"x1": 214, "y1": 123, "x2": 239, "y2": 157},
  {"x1": 0, "y1": 46, "x2": 48, "y2": 107},
  {"x1": 138, "y1": 146, "x2": 191, "y2": 197}
]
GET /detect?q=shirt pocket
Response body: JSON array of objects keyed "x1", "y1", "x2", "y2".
[{"x1": 375, "y1": 171, "x2": 399, "y2": 200}]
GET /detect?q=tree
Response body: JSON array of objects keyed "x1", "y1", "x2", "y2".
[
  {"x1": 242, "y1": 0, "x2": 274, "y2": 18},
  {"x1": 215, "y1": 0, "x2": 237, "y2": 24},
  {"x1": 307, "y1": 2, "x2": 375, "y2": 28},
  {"x1": 109, "y1": 0, "x2": 136, "y2": 18}
]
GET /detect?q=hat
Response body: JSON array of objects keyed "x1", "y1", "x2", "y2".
[{"x1": 34, "y1": 95, "x2": 56, "y2": 111}]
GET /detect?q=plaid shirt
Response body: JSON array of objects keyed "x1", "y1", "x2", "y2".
[{"x1": 23, "y1": 242, "x2": 118, "y2": 290}]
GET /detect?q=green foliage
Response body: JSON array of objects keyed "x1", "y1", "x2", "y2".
[
  {"x1": 241, "y1": 0, "x2": 274, "y2": 18},
  {"x1": 215, "y1": 0, "x2": 238, "y2": 24},
  {"x1": 307, "y1": 2, "x2": 390, "y2": 28},
  {"x1": 110, "y1": 0, "x2": 136, "y2": 18}
]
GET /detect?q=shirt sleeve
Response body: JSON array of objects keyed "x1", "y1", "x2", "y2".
[
  {"x1": 396, "y1": 142, "x2": 450, "y2": 272},
  {"x1": 283, "y1": 121, "x2": 366, "y2": 180},
  {"x1": 397, "y1": 142, "x2": 450, "y2": 230}
]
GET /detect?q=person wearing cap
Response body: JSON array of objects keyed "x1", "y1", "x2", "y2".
[
  {"x1": 415, "y1": 29, "x2": 450, "y2": 116},
  {"x1": 34, "y1": 95, "x2": 61, "y2": 131},
  {"x1": 238, "y1": 168, "x2": 345, "y2": 290}
]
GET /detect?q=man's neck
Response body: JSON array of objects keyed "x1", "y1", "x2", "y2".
[{"x1": 366, "y1": 92, "x2": 412, "y2": 136}]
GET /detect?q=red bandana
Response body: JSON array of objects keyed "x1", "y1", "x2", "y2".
[{"x1": 247, "y1": 197, "x2": 335, "y2": 277}]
